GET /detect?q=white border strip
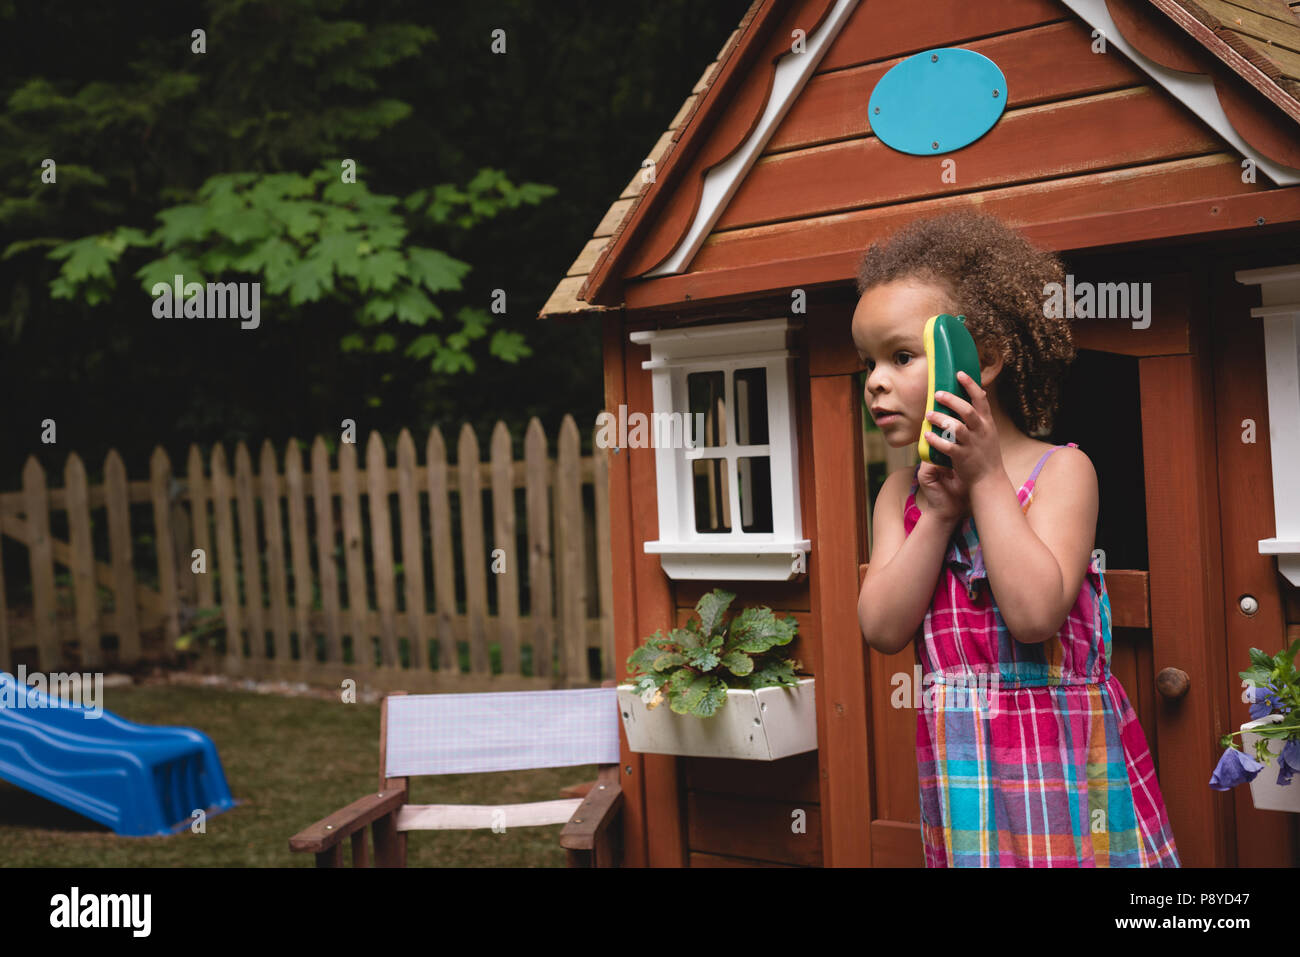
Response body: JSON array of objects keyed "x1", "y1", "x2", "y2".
[
  {"x1": 396, "y1": 800, "x2": 584, "y2": 830},
  {"x1": 641, "y1": 0, "x2": 861, "y2": 278},
  {"x1": 1237, "y1": 264, "x2": 1300, "y2": 586}
]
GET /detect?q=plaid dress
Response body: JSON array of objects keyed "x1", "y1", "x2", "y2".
[{"x1": 904, "y1": 442, "x2": 1180, "y2": 867}]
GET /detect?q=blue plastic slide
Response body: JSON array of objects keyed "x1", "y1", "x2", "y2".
[{"x1": 0, "y1": 671, "x2": 236, "y2": 836}]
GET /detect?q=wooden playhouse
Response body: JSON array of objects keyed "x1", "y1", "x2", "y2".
[{"x1": 540, "y1": 0, "x2": 1300, "y2": 866}]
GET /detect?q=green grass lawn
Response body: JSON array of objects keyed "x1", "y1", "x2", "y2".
[{"x1": 0, "y1": 684, "x2": 602, "y2": 867}]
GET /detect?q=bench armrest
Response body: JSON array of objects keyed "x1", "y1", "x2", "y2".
[
  {"x1": 559, "y1": 765, "x2": 622, "y2": 866},
  {"x1": 289, "y1": 787, "x2": 407, "y2": 855}
]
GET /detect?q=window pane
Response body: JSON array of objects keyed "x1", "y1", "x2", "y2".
[
  {"x1": 734, "y1": 368, "x2": 768, "y2": 445},
  {"x1": 687, "y1": 371, "x2": 727, "y2": 447},
  {"x1": 692, "y1": 458, "x2": 731, "y2": 533},
  {"x1": 737, "y1": 456, "x2": 773, "y2": 533}
]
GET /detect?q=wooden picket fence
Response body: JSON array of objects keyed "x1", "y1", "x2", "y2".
[{"x1": 0, "y1": 416, "x2": 614, "y2": 692}]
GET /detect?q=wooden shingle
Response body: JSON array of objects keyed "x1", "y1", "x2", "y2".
[{"x1": 1170, "y1": 0, "x2": 1300, "y2": 103}]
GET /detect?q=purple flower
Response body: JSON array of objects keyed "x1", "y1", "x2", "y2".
[
  {"x1": 1209, "y1": 747, "x2": 1266, "y2": 790},
  {"x1": 1247, "y1": 682, "x2": 1283, "y2": 720},
  {"x1": 1277, "y1": 739, "x2": 1300, "y2": 787}
]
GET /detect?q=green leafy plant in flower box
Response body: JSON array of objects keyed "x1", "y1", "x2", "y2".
[{"x1": 625, "y1": 588, "x2": 802, "y2": 718}]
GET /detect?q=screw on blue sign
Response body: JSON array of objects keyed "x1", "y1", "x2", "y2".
[{"x1": 868, "y1": 48, "x2": 1007, "y2": 155}]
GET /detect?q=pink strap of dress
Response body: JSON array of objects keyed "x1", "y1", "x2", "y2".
[
  {"x1": 909, "y1": 442, "x2": 1078, "y2": 498},
  {"x1": 1024, "y1": 441, "x2": 1077, "y2": 491},
  {"x1": 910, "y1": 443, "x2": 1079, "y2": 600}
]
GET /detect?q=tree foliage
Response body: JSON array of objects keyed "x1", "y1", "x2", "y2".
[
  {"x1": 2, "y1": 0, "x2": 553, "y2": 374},
  {"x1": 37, "y1": 165, "x2": 549, "y2": 373},
  {"x1": 0, "y1": 0, "x2": 754, "y2": 485}
]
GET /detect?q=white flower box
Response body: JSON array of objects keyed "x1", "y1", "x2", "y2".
[
  {"x1": 616, "y1": 677, "x2": 816, "y2": 761},
  {"x1": 1241, "y1": 715, "x2": 1300, "y2": 813}
]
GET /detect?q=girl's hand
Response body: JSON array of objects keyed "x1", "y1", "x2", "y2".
[
  {"x1": 924, "y1": 370, "x2": 1004, "y2": 490},
  {"x1": 916, "y1": 461, "x2": 970, "y2": 527}
]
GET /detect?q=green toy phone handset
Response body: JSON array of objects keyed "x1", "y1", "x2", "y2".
[{"x1": 917, "y1": 313, "x2": 982, "y2": 469}]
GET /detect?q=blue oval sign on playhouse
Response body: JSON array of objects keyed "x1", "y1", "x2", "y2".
[{"x1": 869, "y1": 48, "x2": 1006, "y2": 155}]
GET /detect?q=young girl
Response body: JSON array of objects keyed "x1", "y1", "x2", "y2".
[{"x1": 854, "y1": 210, "x2": 1180, "y2": 868}]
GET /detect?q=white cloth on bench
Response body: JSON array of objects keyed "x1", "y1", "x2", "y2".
[{"x1": 385, "y1": 686, "x2": 621, "y2": 776}]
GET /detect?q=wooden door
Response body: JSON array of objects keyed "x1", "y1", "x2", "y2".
[{"x1": 1208, "y1": 253, "x2": 1300, "y2": 867}]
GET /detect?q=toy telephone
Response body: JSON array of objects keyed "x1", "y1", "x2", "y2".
[{"x1": 917, "y1": 313, "x2": 982, "y2": 469}]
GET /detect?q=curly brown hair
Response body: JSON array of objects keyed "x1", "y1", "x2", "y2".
[{"x1": 854, "y1": 210, "x2": 1074, "y2": 437}]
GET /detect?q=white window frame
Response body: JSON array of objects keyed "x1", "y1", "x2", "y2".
[
  {"x1": 630, "y1": 317, "x2": 810, "y2": 581},
  {"x1": 1237, "y1": 264, "x2": 1300, "y2": 586}
]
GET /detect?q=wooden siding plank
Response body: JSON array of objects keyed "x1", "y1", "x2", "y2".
[
  {"x1": 427, "y1": 427, "x2": 458, "y2": 672},
  {"x1": 186, "y1": 444, "x2": 214, "y2": 610},
  {"x1": 149, "y1": 446, "x2": 181, "y2": 659},
  {"x1": 555, "y1": 415, "x2": 587, "y2": 683},
  {"x1": 683, "y1": 751, "x2": 821, "y2": 802},
  {"x1": 395, "y1": 429, "x2": 427, "y2": 672},
  {"x1": 819, "y1": 0, "x2": 1066, "y2": 71},
  {"x1": 869, "y1": 820, "x2": 924, "y2": 867},
  {"x1": 458, "y1": 424, "x2": 490, "y2": 675},
  {"x1": 592, "y1": 424, "x2": 615, "y2": 680},
  {"x1": 807, "y1": 375, "x2": 869, "y2": 866},
  {"x1": 64, "y1": 454, "x2": 99, "y2": 669},
  {"x1": 104, "y1": 450, "x2": 141, "y2": 664},
  {"x1": 366, "y1": 432, "x2": 399, "y2": 668},
  {"x1": 625, "y1": 318, "x2": 685, "y2": 867},
  {"x1": 310, "y1": 437, "x2": 342, "y2": 664},
  {"x1": 233, "y1": 443, "x2": 266, "y2": 662},
  {"x1": 602, "y1": 314, "x2": 648, "y2": 868},
  {"x1": 624, "y1": 157, "x2": 1280, "y2": 311},
  {"x1": 674, "y1": 578, "x2": 811, "y2": 611},
  {"x1": 724, "y1": 88, "x2": 1224, "y2": 231},
  {"x1": 1139, "y1": 351, "x2": 1231, "y2": 867},
  {"x1": 688, "y1": 851, "x2": 800, "y2": 867},
  {"x1": 23, "y1": 457, "x2": 58, "y2": 671},
  {"x1": 770, "y1": 20, "x2": 1145, "y2": 153},
  {"x1": 687, "y1": 791, "x2": 822, "y2": 866},
  {"x1": 524, "y1": 419, "x2": 554, "y2": 678},
  {"x1": 338, "y1": 438, "x2": 369, "y2": 667},
  {"x1": 490, "y1": 422, "x2": 520, "y2": 675},
  {"x1": 284, "y1": 438, "x2": 315, "y2": 670},
  {"x1": 210, "y1": 445, "x2": 242, "y2": 666},
  {"x1": 259, "y1": 440, "x2": 292, "y2": 665}
]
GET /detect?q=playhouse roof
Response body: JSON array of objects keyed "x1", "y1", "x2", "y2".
[
  {"x1": 537, "y1": 2, "x2": 760, "y2": 319},
  {"x1": 1160, "y1": 0, "x2": 1300, "y2": 108},
  {"x1": 540, "y1": 0, "x2": 1300, "y2": 321}
]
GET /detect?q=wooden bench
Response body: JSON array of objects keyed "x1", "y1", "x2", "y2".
[{"x1": 288, "y1": 680, "x2": 624, "y2": 867}]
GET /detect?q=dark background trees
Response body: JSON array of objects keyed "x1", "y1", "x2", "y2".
[{"x1": 0, "y1": 0, "x2": 753, "y2": 483}]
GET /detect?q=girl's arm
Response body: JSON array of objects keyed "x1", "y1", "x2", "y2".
[
  {"x1": 968, "y1": 447, "x2": 1099, "y2": 644},
  {"x1": 859, "y1": 467, "x2": 960, "y2": 655}
]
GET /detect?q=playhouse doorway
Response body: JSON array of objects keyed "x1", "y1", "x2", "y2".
[{"x1": 856, "y1": 342, "x2": 1171, "y2": 866}]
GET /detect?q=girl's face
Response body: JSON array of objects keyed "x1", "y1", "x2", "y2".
[{"x1": 851, "y1": 278, "x2": 956, "y2": 446}]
